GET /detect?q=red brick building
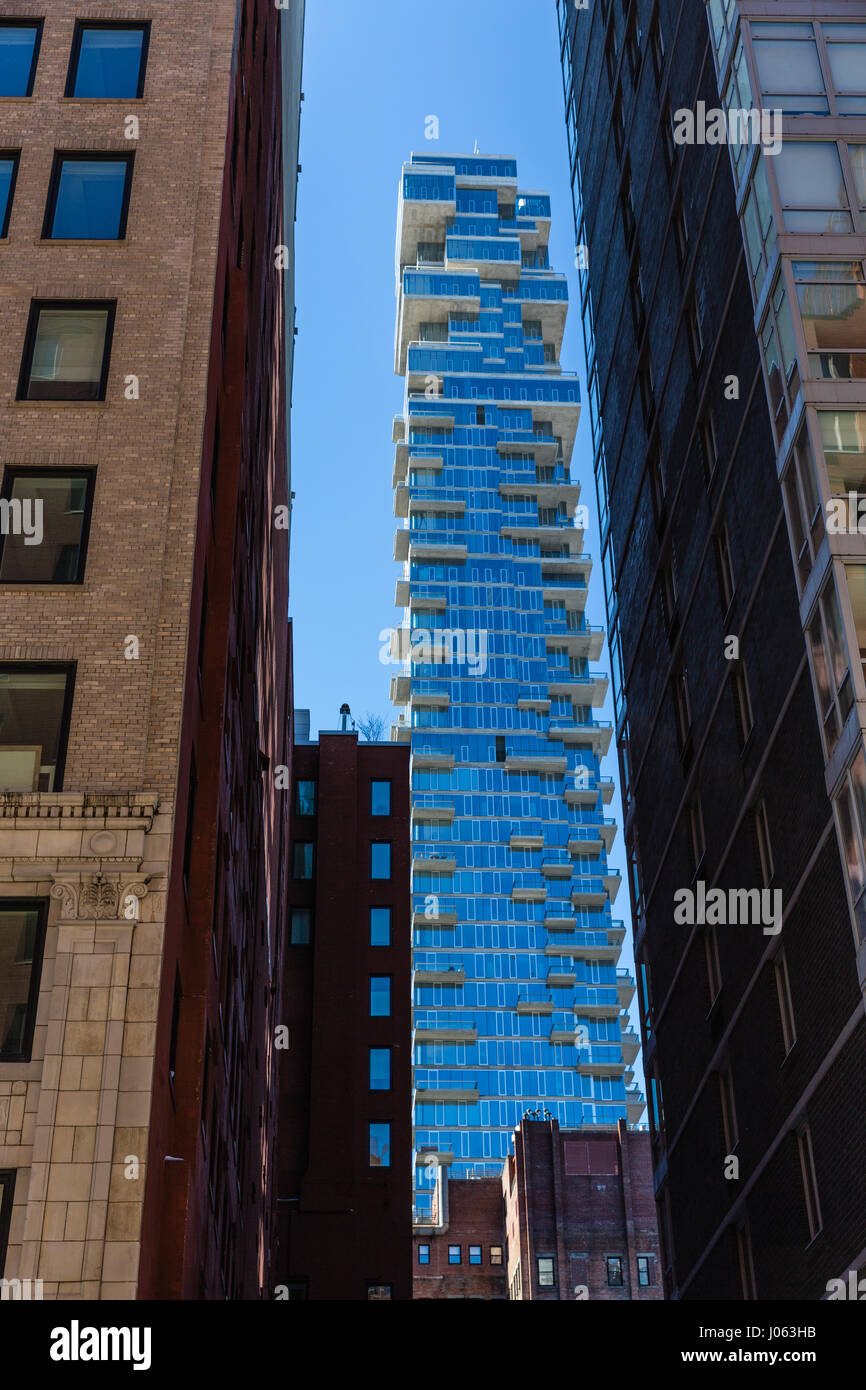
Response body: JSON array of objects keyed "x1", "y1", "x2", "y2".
[
  {"x1": 414, "y1": 1118, "x2": 662, "y2": 1301},
  {"x1": 276, "y1": 720, "x2": 412, "y2": 1300}
]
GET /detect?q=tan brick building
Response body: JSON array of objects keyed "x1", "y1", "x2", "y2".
[{"x1": 0, "y1": 0, "x2": 303, "y2": 1299}]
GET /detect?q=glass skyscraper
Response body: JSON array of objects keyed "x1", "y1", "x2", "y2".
[{"x1": 390, "y1": 152, "x2": 643, "y2": 1219}]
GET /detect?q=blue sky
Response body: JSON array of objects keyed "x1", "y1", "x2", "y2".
[{"x1": 289, "y1": 0, "x2": 642, "y2": 1073}]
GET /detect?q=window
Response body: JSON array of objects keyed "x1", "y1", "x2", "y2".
[
  {"x1": 0, "y1": 664, "x2": 75, "y2": 791},
  {"x1": 19, "y1": 301, "x2": 115, "y2": 402},
  {"x1": 448, "y1": 1245, "x2": 461, "y2": 1265},
  {"x1": 289, "y1": 908, "x2": 311, "y2": 945},
  {"x1": 168, "y1": 972, "x2": 181, "y2": 1087},
  {"x1": 835, "y1": 745, "x2": 866, "y2": 943},
  {"x1": 469, "y1": 1245, "x2": 482, "y2": 1266},
  {"x1": 686, "y1": 296, "x2": 703, "y2": 370},
  {"x1": 723, "y1": 37, "x2": 755, "y2": 185},
  {"x1": 637, "y1": 1255, "x2": 654, "y2": 1286},
  {"x1": 417, "y1": 1244, "x2": 430, "y2": 1265},
  {"x1": 733, "y1": 663, "x2": 754, "y2": 748},
  {"x1": 0, "y1": 900, "x2": 47, "y2": 1061},
  {"x1": 366, "y1": 1283, "x2": 392, "y2": 1300},
  {"x1": 182, "y1": 755, "x2": 196, "y2": 893},
  {"x1": 759, "y1": 274, "x2": 800, "y2": 441},
  {"x1": 371, "y1": 780, "x2": 391, "y2": 816},
  {"x1": 742, "y1": 159, "x2": 777, "y2": 300},
  {"x1": 370, "y1": 842, "x2": 391, "y2": 879},
  {"x1": 714, "y1": 523, "x2": 735, "y2": 614},
  {"x1": 0, "y1": 21, "x2": 41, "y2": 97},
  {"x1": 751, "y1": 21, "x2": 826, "y2": 116},
  {"x1": 707, "y1": 0, "x2": 737, "y2": 69},
  {"x1": 292, "y1": 842, "x2": 314, "y2": 879},
  {"x1": 797, "y1": 1124, "x2": 822, "y2": 1240},
  {"x1": 699, "y1": 410, "x2": 718, "y2": 484},
  {"x1": 775, "y1": 949, "x2": 796, "y2": 1054},
  {"x1": 826, "y1": 26, "x2": 866, "y2": 115},
  {"x1": 44, "y1": 154, "x2": 134, "y2": 240},
  {"x1": 369, "y1": 1048, "x2": 391, "y2": 1090},
  {"x1": 370, "y1": 906, "x2": 391, "y2": 946},
  {"x1": 688, "y1": 796, "x2": 706, "y2": 874},
  {"x1": 705, "y1": 924, "x2": 722, "y2": 1005},
  {"x1": 0, "y1": 151, "x2": 19, "y2": 237},
  {"x1": 796, "y1": 261, "x2": 866, "y2": 382},
  {"x1": 490, "y1": 1245, "x2": 503, "y2": 1265},
  {"x1": 606, "y1": 1256, "x2": 624, "y2": 1287},
  {"x1": 295, "y1": 780, "x2": 316, "y2": 816},
  {"x1": 537, "y1": 1255, "x2": 555, "y2": 1287},
  {"x1": 719, "y1": 1065, "x2": 738, "y2": 1150},
  {"x1": 807, "y1": 578, "x2": 854, "y2": 755},
  {"x1": 773, "y1": 141, "x2": 851, "y2": 234},
  {"x1": 0, "y1": 470, "x2": 94, "y2": 584},
  {"x1": 370, "y1": 976, "x2": 391, "y2": 1017},
  {"x1": 782, "y1": 425, "x2": 824, "y2": 594},
  {"x1": 755, "y1": 800, "x2": 774, "y2": 886},
  {"x1": 673, "y1": 662, "x2": 692, "y2": 753},
  {"x1": 67, "y1": 22, "x2": 149, "y2": 99},
  {"x1": 368, "y1": 1123, "x2": 391, "y2": 1168}
]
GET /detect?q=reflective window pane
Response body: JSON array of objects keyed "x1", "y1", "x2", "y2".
[
  {"x1": 47, "y1": 157, "x2": 132, "y2": 240},
  {"x1": 70, "y1": 25, "x2": 148, "y2": 99},
  {"x1": 795, "y1": 262, "x2": 866, "y2": 380},
  {"x1": 0, "y1": 23, "x2": 40, "y2": 97},
  {"x1": 848, "y1": 145, "x2": 866, "y2": 208},
  {"x1": 368, "y1": 1122, "x2": 390, "y2": 1167},
  {"x1": 289, "y1": 908, "x2": 311, "y2": 945},
  {"x1": 371, "y1": 780, "x2": 391, "y2": 815},
  {"x1": 753, "y1": 35, "x2": 824, "y2": 95},
  {"x1": 773, "y1": 141, "x2": 851, "y2": 232},
  {"x1": 0, "y1": 667, "x2": 72, "y2": 791},
  {"x1": 0, "y1": 903, "x2": 46, "y2": 1060},
  {"x1": 369, "y1": 1048, "x2": 391, "y2": 1090},
  {"x1": 21, "y1": 304, "x2": 113, "y2": 402},
  {"x1": 370, "y1": 906, "x2": 391, "y2": 946},
  {"x1": 0, "y1": 472, "x2": 92, "y2": 583},
  {"x1": 371, "y1": 841, "x2": 391, "y2": 879},
  {"x1": 824, "y1": 27, "x2": 866, "y2": 94},
  {"x1": 295, "y1": 779, "x2": 316, "y2": 815},
  {"x1": 0, "y1": 154, "x2": 18, "y2": 237},
  {"x1": 370, "y1": 976, "x2": 391, "y2": 1017}
]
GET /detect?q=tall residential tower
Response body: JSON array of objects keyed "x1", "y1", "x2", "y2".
[{"x1": 390, "y1": 153, "x2": 642, "y2": 1220}]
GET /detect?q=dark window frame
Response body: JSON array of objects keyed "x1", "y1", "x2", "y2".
[
  {"x1": 417, "y1": 1243, "x2": 430, "y2": 1265},
  {"x1": 369, "y1": 974, "x2": 391, "y2": 1018},
  {"x1": 369, "y1": 905, "x2": 392, "y2": 946},
  {"x1": 65, "y1": 20, "x2": 150, "y2": 100},
  {"x1": 18, "y1": 299, "x2": 116, "y2": 403},
  {"x1": 0, "y1": 661, "x2": 76, "y2": 793},
  {"x1": 0, "y1": 150, "x2": 20, "y2": 237},
  {"x1": 0, "y1": 19, "x2": 42, "y2": 98},
  {"x1": 0, "y1": 1168, "x2": 16, "y2": 1276},
  {"x1": 289, "y1": 906, "x2": 312, "y2": 946},
  {"x1": 370, "y1": 779, "x2": 391, "y2": 816},
  {"x1": 43, "y1": 150, "x2": 135, "y2": 241},
  {"x1": 0, "y1": 467, "x2": 95, "y2": 585},
  {"x1": 370, "y1": 840, "x2": 392, "y2": 880},
  {"x1": 537, "y1": 1254, "x2": 556, "y2": 1287},
  {"x1": 0, "y1": 898, "x2": 48, "y2": 1063},
  {"x1": 606, "y1": 1254, "x2": 624, "y2": 1287},
  {"x1": 291, "y1": 841, "x2": 315, "y2": 880}
]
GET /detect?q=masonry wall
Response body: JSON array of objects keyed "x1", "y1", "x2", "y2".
[
  {"x1": 277, "y1": 734, "x2": 412, "y2": 1301},
  {"x1": 413, "y1": 1177, "x2": 506, "y2": 1300},
  {"x1": 0, "y1": 0, "x2": 296, "y2": 1299}
]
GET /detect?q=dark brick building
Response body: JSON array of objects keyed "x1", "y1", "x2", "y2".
[
  {"x1": 276, "y1": 719, "x2": 412, "y2": 1300},
  {"x1": 556, "y1": 0, "x2": 866, "y2": 1300},
  {"x1": 414, "y1": 1118, "x2": 660, "y2": 1300}
]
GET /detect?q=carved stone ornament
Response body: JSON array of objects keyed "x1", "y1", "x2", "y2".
[{"x1": 50, "y1": 875, "x2": 150, "y2": 922}]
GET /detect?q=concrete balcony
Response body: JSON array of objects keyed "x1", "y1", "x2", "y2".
[
  {"x1": 414, "y1": 967, "x2": 465, "y2": 986},
  {"x1": 621, "y1": 1027, "x2": 641, "y2": 1064},
  {"x1": 393, "y1": 447, "x2": 444, "y2": 487},
  {"x1": 512, "y1": 883, "x2": 548, "y2": 903},
  {"x1": 547, "y1": 671, "x2": 608, "y2": 704},
  {"x1": 390, "y1": 673, "x2": 410, "y2": 705},
  {"x1": 390, "y1": 719, "x2": 411, "y2": 743},
  {"x1": 626, "y1": 1085, "x2": 645, "y2": 1125},
  {"x1": 412, "y1": 852, "x2": 457, "y2": 872},
  {"x1": 571, "y1": 881, "x2": 608, "y2": 909},
  {"x1": 408, "y1": 539, "x2": 468, "y2": 565},
  {"x1": 412, "y1": 796, "x2": 455, "y2": 823},
  {"x1": 540, "y1": 851, "x2": 574, "y2": 879},
  {"x1": 397, "y1": 285, "x2": 480, "y2": 371},
  {"x1": 542, "y1": 579, "x2": 588, "y2": 611},
  {"x1": 539, "y1": 552, "x2": 592, "y2": 579},
  {"x1": 600, "y1": 819, "x2": 618, "y2": 852},
  {"x1": 516, "y1": 1000, "x2": 555, "y2": 1015},
  {"x1": 509, "y1": 831, "x2": 545, "y2": 850},
  {"x1": 411, "y1": 750, "x2": 455, "y2": 770},
  {"x1": 544, "y1": 913, "x2": 578, "y2": 932},
  {"x1": 412, "y1": 908, "x2": 458, "y2": 929},
  {"x1": 617, "y1": 968, "x2": 636, "y2": 1008},
  {"x1": 415, "y1": 1086, "x2": 480, "y2": 1105},
  {"x1": 410, "y1": 689, "x2": 450, "y2": 708},
  {"x1": 414, "y1": 1025, "x2": 477, "y2": 1044},
  {"x1": 504, "y1": 752, "x2": 568, "y2": 775},
  {"x1": 501, "y1": 521, "x2": 584, "y2": 551},
  {"x1": 544, "y1": 626, "x2": 604, "y2": 662},
  {"x1": 498, "y1": 479, "x2": 581, "y2": 510},
  {"x1": 547, "y1": 969, "x2": 577, "y2": 987},
  {"x1": 397, "y1": 188, "x2": 456, "y2": 268},
  {"x1": 517, "y1": 694, "x2": 551, "y2": 713},
  {"x1": 567, "y1": 830, "x2": 603, "y2": 857},
  {"x1": 393, "y1": 414, "x2": 406, "y2": 443},
  {"x1": 603, "y1": 870, "x2": 622, "y2": 903}
]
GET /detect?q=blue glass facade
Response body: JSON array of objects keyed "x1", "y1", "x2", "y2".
[{"x1": 391, "y1": 154, "x2": 643, "y2": 1218}]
